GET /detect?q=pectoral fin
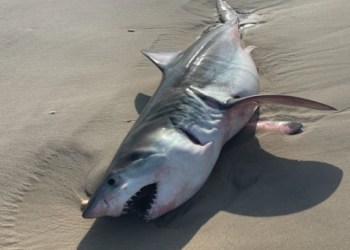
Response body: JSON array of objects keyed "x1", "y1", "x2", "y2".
[
  {"x1": 135, "y1": 93, "x2": 151, "y2": 114},
  {"x1": 246, "y1": 120, "x2": 303, "y2": 135},
  {"x1": 233, "y1": 95, "x2": 336, "y2": 110},
  {"x1": 189, "y1": 86, "x2": 336, "y2": 111}
]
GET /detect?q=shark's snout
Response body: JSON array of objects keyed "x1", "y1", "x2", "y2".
[
  {"x1": 82, "y1": 195, "x2": 110, "y2": 219},
  {"x1": 82, "y1": 206, "x2": 96, "y2": 219}
]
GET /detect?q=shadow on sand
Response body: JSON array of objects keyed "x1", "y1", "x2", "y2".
[{"x1": 78, "y1": 125, "x2": 342, "y2": 250}]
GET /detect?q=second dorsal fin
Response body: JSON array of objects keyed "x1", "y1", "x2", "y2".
[{"x1": 141, "y1": 49, "x2": 181, "y2": 72}]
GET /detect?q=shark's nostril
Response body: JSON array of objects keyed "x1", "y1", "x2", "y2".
[
  {"x1": 103, "y1": 199, "x2": 108, "y2": 207},
  {"x1": 107, "y1": 178, "x2": 116, "y2": 186}
]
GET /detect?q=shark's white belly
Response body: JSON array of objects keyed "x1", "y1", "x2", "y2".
[{"x1": 147, "y1": 99, "x2": 258, "y2": 218}]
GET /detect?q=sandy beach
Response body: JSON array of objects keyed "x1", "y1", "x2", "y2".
[{"x1": 1, "y1": 0, "x2": 349, "y2": 249}]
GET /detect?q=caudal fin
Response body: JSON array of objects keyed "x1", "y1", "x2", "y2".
[{"x1": 216, "y1": 0, "x2": 238, "y2": 23}]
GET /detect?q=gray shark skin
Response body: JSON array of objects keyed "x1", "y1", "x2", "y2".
[{"x1": 82, "y1": 0, "x2": 335, "y2": 220}]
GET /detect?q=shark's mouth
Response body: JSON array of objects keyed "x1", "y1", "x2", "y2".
[{"x1": 123, "y1": 183, "x2": 157, "y2": 219}]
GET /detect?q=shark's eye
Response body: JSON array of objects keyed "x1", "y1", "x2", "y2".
[
  {"x1": 107, "y1": 178, "x2": 116, "y2": 186},
  {"x1": 234, "y1": 95, "x2": 241, "y2": 99}
]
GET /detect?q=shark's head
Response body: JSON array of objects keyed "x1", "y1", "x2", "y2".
[
  {"x1": 82, "y1": 123, "x2": 214, "y2": 221},
  {"x1": 82, "y1": 150, "x2": 169, "y2": 220}
]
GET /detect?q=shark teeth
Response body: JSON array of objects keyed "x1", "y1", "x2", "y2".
[
  {"x1": 122, "y1": 183, "x2": 157, "y2": 219},
  {"x1": 144, "y1": 197, "x2": 158, "y2": 221}
]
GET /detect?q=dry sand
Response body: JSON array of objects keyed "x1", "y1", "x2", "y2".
[{"x1": 1, "y1": 0, "x2": 349, "y2": 249}]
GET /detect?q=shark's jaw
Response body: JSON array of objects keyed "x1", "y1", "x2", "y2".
[
  {"x1": 122, "y1": 183, "x2": 158, "y2": 219},
  {"x1": 82, "y1": 182, "x2": 158, "y2": 220}
]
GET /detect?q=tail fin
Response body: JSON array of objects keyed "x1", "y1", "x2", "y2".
[{"x1": 216, "y1": 0, "x2": 238, "y2": 23}]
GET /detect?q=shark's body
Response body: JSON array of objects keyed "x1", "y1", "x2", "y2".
[{"x1": 82, "y1": 0, "x2": 335, "y2": 220}]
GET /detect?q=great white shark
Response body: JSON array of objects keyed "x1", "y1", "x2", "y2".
[{"x1": 82, "y1": 0, "x2": 335, "y2": 220}]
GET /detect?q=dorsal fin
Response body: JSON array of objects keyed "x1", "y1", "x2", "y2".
[{"x1": 141, "y1": 49, "x2": 181, "y2": 72}]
